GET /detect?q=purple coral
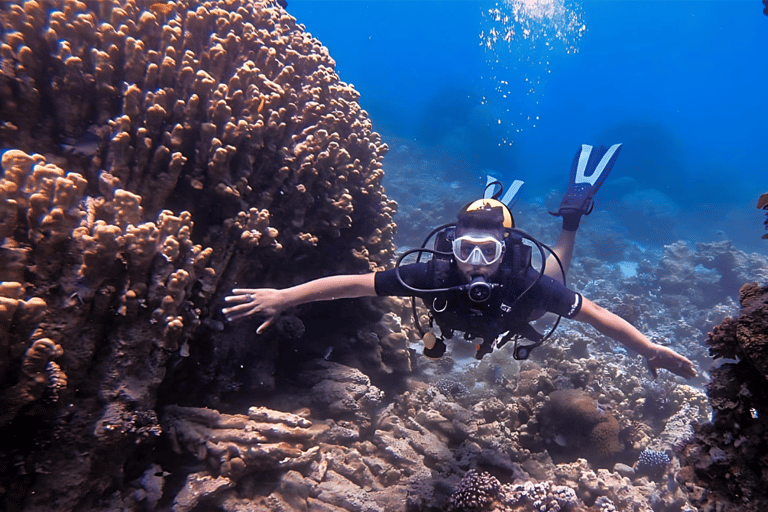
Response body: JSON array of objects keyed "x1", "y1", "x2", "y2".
[
  {"x1": 437, "y1": 378, "x2": 468, "y2": 398},
  {"x1": 501, "y1": 481, "x2": 579, "y2": 511},
  {"x1": 448, "y1": 470, "x2": 501, "y2": 511},
  {"x1": 635, "y1": 449, "x2": 670, "y2": 478}
]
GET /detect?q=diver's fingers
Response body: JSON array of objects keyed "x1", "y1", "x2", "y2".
[
  {"x1": 224, "y1": 290, "x2": 259, "y2": 303},
  {"x1": 222, "y1": 300, "x2": 259, "y2": 316},
  {"x1": 231, "y1": 288, "x2": 258, "y2": 295},
  {"x1": 225, "y1": 303, "x2": 262, "y2": 322},
  {"x1": 647, "y1": 360, "x2": 658, "y2": 379},
  {"x1": 679, "y1": 360, "x2": 698, "y2": 379},
  {"x1": 256, "y1": 317, "x2": 275, "y2": 334}
]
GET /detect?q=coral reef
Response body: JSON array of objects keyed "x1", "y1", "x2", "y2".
[
  {"x1": 1, "y1": 0, "x2": 395, "y2": 277},
  {"x1": 448, "y1": 469, "x2": 501, "y2": 510},
  {"x1": 0, "y1": 151, "x2": 212, "y2": 509},
  {"x1": 1, "y1": 0, "x2": 765, "y2": 511},
  {"x1": 679, "y1": 282, "x2": 768, "y2": 511},
  {"x1": 537, "y1": 389, "x2": 622, "y2": 464},
  {"x1": 445, "y1": 470, "x2": 588, "y2": 512},
  {"x1": 162, "y1": 404, "x2": 325, "y2": 511},
  {"x1": 655, "y1": 241, "x2": 768, "y2": 303},
  {"x1": 634, "y1": 449, "x2": 670, "y2": 479},
  {"x1": 0, "y1": 0, "x2": 398, "y2": 508}
]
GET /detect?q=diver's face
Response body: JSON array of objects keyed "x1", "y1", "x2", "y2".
[{"x1": 453, "y1": 228, "x2": 504, "y2": 283}]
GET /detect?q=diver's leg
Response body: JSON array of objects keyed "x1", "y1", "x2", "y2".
[
  {"x1": 544, "y1": 226, "x2": 576, "y2": 283},
  {"x1": 546, "y1": 143, "x2": 622, "y2": 284}
]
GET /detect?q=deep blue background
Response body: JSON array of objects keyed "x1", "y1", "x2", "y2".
[{"x1": 287, "y1": 0, "x2": 768, "y2": 250}]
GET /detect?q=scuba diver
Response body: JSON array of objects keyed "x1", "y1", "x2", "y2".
[{"x1": 223, "y1": 144, "x2": 697, "y2": 379}]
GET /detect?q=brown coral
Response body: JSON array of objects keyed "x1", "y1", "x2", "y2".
[
  {"x1": 0, "y1": 152, "x2": 213, "y2": 509},
  {"x1": 538, "y1": 389, "x2": 622, "y2": 464},
  {"x1": 679, "y1": 282, "x2": 768, "y2": 511},
  {"x1": 163, "y1": 404, "x2": 323, "y2": 478},
  {"x1": 0, "y1": 0, "x2": 395, "y2": 279},
  {"x1": 0, "y1": 0, "x2": 399, "y2": 508}
]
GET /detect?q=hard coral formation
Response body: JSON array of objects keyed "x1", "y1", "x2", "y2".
[
  {"x1": 448, "y1": 469, "x2": 581, "y2": 512},
  {"x1": 163, "y1": 404, "x2": 322, "y2": 484},
  {"x1": 0, "y1": 0, "x2": 397, "y2": 508},
  {"x1": 448, "y1": 469, "x2": 501, "y2": 511},
  {"x1": 538, "y1": 389, "x2": 622, "y2": 463},
  {"x1": 0, "y1": 151, "x2": 211, "y2": 508},
  {"x1": 634, "y1": 449, "x2": 670, "y2": 479},
  {"x1": 1, "y1": 0, "x2": 395, "y2": 277},
  {"x1": 680, "y1": 282, "x2": 768, "y2": 511}
]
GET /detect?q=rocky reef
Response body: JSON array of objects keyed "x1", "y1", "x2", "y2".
[
  {"x1": 678, "y1": 282, "x2": 768, "y2": 511},
  {"x1": 0, "y1": 0, "x2": 401, "y2": 508},
  {"x1": 2, "y1": 0, "x2": 768, "y2": 511}
]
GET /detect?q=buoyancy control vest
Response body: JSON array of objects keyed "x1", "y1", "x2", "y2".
[{"x1": 417, "y1": 227, "x2": 560, "y2": 360}]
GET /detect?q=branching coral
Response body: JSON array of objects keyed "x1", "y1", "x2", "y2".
[
  {"x1": 0, "y1": 152, "x2": 213, "y2": 509},
  {"x1": 447, "y1": 470, "x2": 582, "y2": 512},
  {"x1": 0, "y1": 1, "x2": 400, "y2": 508},
  {"x1": 0, "y1": 0, "x2": 396, "y2": 279},
  {"x1": 448, "y1": 470, "x2": 501, "y2": 511}
]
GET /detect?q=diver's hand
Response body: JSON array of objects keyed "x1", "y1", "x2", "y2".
[
  {"x1": 223, "y1": 288, "x2": 286, "y2": 333},
  {"x1": 646, "y1": 344, "x2": 697, "y2": 379}
]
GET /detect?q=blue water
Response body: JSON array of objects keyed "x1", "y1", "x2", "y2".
[{"x1": 288, "y1": 0, "x2": 768, "y2": 251}]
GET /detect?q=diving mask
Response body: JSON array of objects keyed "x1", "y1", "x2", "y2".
[{"x1": 452, "y1": 234, "x2": 504, "y2": 266}]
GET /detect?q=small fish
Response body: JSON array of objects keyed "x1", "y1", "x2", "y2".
[
  {"x1": 150, "y1": 2, "x2": 173, "y2": 15},
  {"x1": 322, "y1": 346, "x2": 333, "y2": 360},
  {"x1": 257, "y1": 96, "x2": 266, "y2": 114}
]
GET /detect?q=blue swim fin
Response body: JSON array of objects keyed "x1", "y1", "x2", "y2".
[
  {"x1": 551, "y1": 143, "x2": 622, "y2": 217},
  {"x1": 484, "y1": 176, "x2": 524, "y2": 208}
]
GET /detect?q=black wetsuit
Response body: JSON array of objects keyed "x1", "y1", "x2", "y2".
[{"x1": 374, "y1": 258, "x2": 583, "y2": 358}]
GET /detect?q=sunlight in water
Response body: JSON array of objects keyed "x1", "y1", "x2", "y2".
[
  {"x1": 482, "y1": 0, "x2": 585, "y2": 51},
  {"x1": 480, "y1": 0, "x2": 586, "y2": 144}
]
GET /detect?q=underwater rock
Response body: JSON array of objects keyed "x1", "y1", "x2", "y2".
[
  {"x1": 679, "y1": 282, "x2": 768, "y2": 510},
  {"x1": 296, "y1": 359, "x2": 385, "y2": 424},
  {"x1": 172, "y1": 472, "x2": 234, "y2": 512}
]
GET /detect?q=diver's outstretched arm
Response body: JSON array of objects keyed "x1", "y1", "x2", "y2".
[
  {"x1": 223, "y1": 273, "x2": 377, "y2": 332},
  {"x1": 574, "y1": 298, "x2": 697, "y2": 379}
]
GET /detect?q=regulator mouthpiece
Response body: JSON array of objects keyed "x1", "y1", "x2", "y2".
[{"x1": 468, "y1": 275, "x2": 492, "y2": 302}]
